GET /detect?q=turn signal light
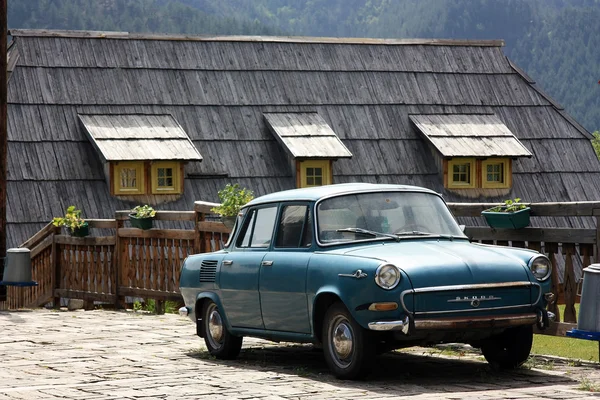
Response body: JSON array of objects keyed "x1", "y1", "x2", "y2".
[{"x1": 368, "y1": 302, "x2": 398, "y2": 311}]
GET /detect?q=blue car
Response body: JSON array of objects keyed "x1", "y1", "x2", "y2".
[{"x1": 179, "y1": 183, "x2": 553, "y2": 379}]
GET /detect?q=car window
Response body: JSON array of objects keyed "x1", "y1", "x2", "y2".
[
  {"x1": 275, "y1": 205, "x2": 312, "y2": 248},
  {"x1": 237, "y1": 209, "x2": 256, "y2": 248},
  {"x1": 249, "y1": 207, "x2": 278, "y2": 248}
]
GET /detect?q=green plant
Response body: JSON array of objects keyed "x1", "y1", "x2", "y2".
[
  {"x1": 210, "y1": 183, "x2": 254, "y2": 217},
  {"x1": 52, "y1": 205, "x2": 87, "y2": 232},
  {"x1": 131, "y1": 204, "x2": 156, "y2": 219},
  {"x1": 578, "y1": 377, "x2": 600, "y2": 392},
  {"x1": 487, "y1": 198, "x2": 527, "y2": 213}
]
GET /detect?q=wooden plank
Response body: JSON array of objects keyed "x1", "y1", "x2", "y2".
[
  {"x1": 118, "y1": 286, "x2": 183, "y2": 302},
  {"x1": 194, "y1": 201, "x2": 220, "y2": 214},
  {"x1": 20, "y1": 222, "x2": 57, "y2": 249},
  {"x1": 115, "y1": 210, "x2": 195, "y2": 221},
  {"x1": 198, "y1": 220, "x2": 231, "y2": 234},
  {"x1": 449, "y1": 202, "x2": 600, "y2": 217},
  {"x1": 30, "y1": 235, "x2": 53, "y2": 258},
  {"x1": 86, "y1": 219, "x2": 117, "y2": 229},
  {"x1": 534, "y1": 322, "x2": 577, "y2": 337},
  {"x1": 54, "y1": 235, "x2": 116, "y2": 246},
  {"x1": 118, "y1": 228, "x2": 195, "y2": 240},
  {"x1": 562, "y1": 244, "x2": 577, "y2": 323},
  {"x1": 465, "y1": 227, "x2": 596, "y2": 244},
  {"x1": 54, "y1": 289, "x2": 116, "y2": 303}
]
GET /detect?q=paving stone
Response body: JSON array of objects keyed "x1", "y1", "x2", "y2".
[{"x1": 1, "y1": 310, "x2": 599, "y2": 399}]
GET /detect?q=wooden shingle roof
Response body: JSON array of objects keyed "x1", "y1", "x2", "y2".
[
  {"x1": 264, "y1": 112, "x2": 352, "y2": 159},
  {"x1": 410, "y1": 114, "x2": 532, "y2": 158},
  {"x1": 78, "y1": 114, "x2": 202, "y2": 161},
  {"x1": 5, "y1": 29, "x2": 600, "y2": 247}
]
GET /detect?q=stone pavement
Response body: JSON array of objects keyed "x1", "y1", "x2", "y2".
[{"x1": 0, "y1": 309, "x2": 599, "y2": 400}]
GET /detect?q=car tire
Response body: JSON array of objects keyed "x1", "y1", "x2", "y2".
[
  {"x1": 322, "y1": 302, "x2": 374, "y2": 380},
  {"x1": 201, "y1": 300, "x2": 243, "y2": 360},
  {"x1": 481, "y1": 325, "x2": 533, "y2": 369}
]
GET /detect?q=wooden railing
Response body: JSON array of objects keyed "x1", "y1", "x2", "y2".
[{"x1": 1, "y1": 200, "x2": 595, "y2": 335}]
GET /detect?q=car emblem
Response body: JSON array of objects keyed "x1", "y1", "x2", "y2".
[{"x1": 447, "y1": 295, "x2": 501, "y2": 307}]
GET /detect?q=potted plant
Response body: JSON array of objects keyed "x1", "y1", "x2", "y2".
[
  {"x1": 481, "y1": 198, "x2": 531, "y2": 229},
  {"x1": 52, "y1": 206, "x2": 89, "y2": 237},
  {"x1": 129, "y1": 205, "x2": 156, "y2": 230},
  {"x1": 210, "y1": 184, "x2": 254, "y2": 228}
]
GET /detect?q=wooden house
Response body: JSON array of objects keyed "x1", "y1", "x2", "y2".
[{"x1": 5, "y1": 29, "x2": 600, "y2": 248}]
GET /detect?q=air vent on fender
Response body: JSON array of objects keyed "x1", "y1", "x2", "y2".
[{"x1": 199, "y1": 260, "x2": 218, "y2": 283}]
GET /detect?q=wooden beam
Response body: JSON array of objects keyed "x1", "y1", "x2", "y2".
[
  {"x1": 29, "y1": 236, "x2": 53, "y2": 258},
  {"x1": 54, "y1": 289, "x2": 116, "y2": 304},
  {"x1": 198, "y1": 220, "x2": 230, "y2": 234},
  {"x1": 85, "y1": 219, "x2": 117, "y2": 229},
  {"x1": 54, "y1": 235, "x2": 116, "y2": 246},
  {"x1": 19, "y1": 222, "x2": 57, "y2": 249},
  {"x1": 449, "y1": 201, "x2": 600, "y2": 217},
  {"x1": 194, "y1": 201, "x2": 220, "y2": 214},
  {"x1": 118, "y1": 287, "x2": 183, "y2": 302},
  {"x1": 117, "y1": 228, "x2": 195, "y2": 240},
  {"x1": 114, "y1": 210, "x2": 195, "y2": 221},
  {"x1": 465, "y1": 227, "x2": 596, "y2": 244},
  {"x1": 534, "y1": 322, "x2": 577, "y2": 337},
  {"x1": 0, "y1": 0, "x2": 7, "y2": 275}
]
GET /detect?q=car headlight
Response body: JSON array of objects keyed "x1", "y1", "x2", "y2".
[
  {"x1": 528, "y1": 255, "x2": 551, "y2": 281},
  {"x1": 375, "y1": 264, "x2": 401, "y2": 290}
]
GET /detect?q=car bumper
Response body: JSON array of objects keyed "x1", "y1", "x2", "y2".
[{"x1": 368, "y1": 312, "x2": 538, "y2": 332}]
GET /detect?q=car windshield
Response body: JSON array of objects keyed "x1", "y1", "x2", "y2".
[{"x1": 317, "y1": 191, "x2": 466, "y2": 244}]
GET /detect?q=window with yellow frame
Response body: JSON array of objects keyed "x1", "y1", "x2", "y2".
[
  {"x1": 482, "y1": 159, "x2": 510, "y2": 189},
  {"x1": 114, "y1": 161, "x2": 145, "y2": 195},
  {"x1": 447, "y1": 158, "x2": 476, "y2": 189},
  {"x1": 151, "y1": 161, "x2": 181, "y2": 194},
  {"x1": 299, "y1": 160, "x2": 331, "y2": 188}
]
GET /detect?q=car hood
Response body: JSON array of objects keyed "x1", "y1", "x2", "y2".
[{"x1": 325, "y1": 240, "x2": 534, "y2": 288}]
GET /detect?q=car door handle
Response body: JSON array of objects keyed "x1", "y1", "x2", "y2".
[
  {"x1": 261, "y1": 260, "x2": 274, "y2": 267},
  {"x1": 222, "y1": 260, "x2": 233, "y2": 265}
]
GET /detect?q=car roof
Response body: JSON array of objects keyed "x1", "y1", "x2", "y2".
[{"x1": 245, "y1": 183, "x2": 439, "y2": 207}]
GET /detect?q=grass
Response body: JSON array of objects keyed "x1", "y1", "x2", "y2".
[{"x1": 532, "y1": 303, "x2": 599, "y2": 362}]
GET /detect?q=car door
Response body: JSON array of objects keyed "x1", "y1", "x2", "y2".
[
  {"x1": 260, "y1": 204, "x2": 312, "y2": 333},
  {"x1": 219, "y1": 205, "x2": 278, "y2": 329}
]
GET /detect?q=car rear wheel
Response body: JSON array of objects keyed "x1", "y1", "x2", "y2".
[
  {"x1": 201, "y1": 301, "x2": 243, "y2": 359},
  {"x1": 481, "y1": 325, "x2": 533, "y2": 369},
  {"x1": 322, "y1": 302, "x2": 374, "y2": 380}
]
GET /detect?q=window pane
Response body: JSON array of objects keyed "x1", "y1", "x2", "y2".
[
  {"x1": 302, "y1": 209, "x2": 313, "y2": 247},
  {"x1": 307, "y1": 177, "x2": 314, "y2": 186},
  {"x1": 315, "y1": 176, "x2": 322, "y2": 185},
  {"x1": 314, "y1": 167, "x2": 322, "y2": 177},
  {"x1": 121, "y1": 168, "x2": 137, "y2": 188},
  {"x1": 158, "y1": 168, "x2": 165, "y2": 178},
  {"x1": 237, "y1": 210, "x2": 256, "y2": 248},
  {"x1": 250, "y1": 207, "x2": 278, "y2": 248},
  {"x1": 306, "y1": 168, "x2": 314, "y2": 176},
  {"x1": 165, "y1": 168, "x2": 173, "y2": 178},
  {"x1": 275, "y1": 205, "x2": 308, "y2": 248},
  {"x1": 158, "y1": 177, "x2": 165, "y2": 186},
  {"x1": 166, "y1": 177, "x2": 173, "y2": 186}
]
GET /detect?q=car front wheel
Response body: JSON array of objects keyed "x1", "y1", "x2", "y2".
[
  {"x1": 322, "y1": 302, "x2": 374, "y2": 379},
  {"x1": 481, "y1": 325, "x2": 533, "y2": 369},
  {"x1": 201, "y1": 301, "x2": 243, "y2": 359}
]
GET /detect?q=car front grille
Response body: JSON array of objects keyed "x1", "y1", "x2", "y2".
[{"x1": 401, "y1": 281, "x2": 541, "y2": 316}]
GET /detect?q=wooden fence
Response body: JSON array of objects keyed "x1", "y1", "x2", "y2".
[{"x1": 1, "y1": 200, "x2": 594, "y2": 336}]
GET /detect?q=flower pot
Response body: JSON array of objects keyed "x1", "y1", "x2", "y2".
[
  {"x1": 221, "y1": 216, "x2": 237, "y2": 229},
  {"x1": 129, "y1": 214, "x2": 154, "y2": 230},
  {"x1": 69, "y1": 222, "x2": 89, "y2": 237},
  {"x1": 481, "y1": 207, "x2": 531, "y2": 229}
]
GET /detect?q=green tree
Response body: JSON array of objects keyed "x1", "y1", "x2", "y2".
[{"x1": 593, "y1": 131, "x2": 600, "y2": 159}]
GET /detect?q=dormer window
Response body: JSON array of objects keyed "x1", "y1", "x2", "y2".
[
  {"x1": 410, "y1": 114, "x2": 531, "y2": 191},
  {"x1": 79, "y1": 113, "x2": 202, "y2": 197},
  {"x1": 264, "y1": 112, "x2": 352, "y2": 188}
]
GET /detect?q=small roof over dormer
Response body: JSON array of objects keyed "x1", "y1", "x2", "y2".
[
  {"x1": 79, "y1": 114, "x2": 202, "y2": 162},
  {"x1": 410, "y1": 114, "x2": 532, "y2": 158},
  {"x1": 264, "y1": 112, "x2": 352, "y2": 159}
]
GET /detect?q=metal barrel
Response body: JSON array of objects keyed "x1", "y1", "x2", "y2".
[{"x1": 577, "y1": 264, "x2": 600, "y2": 332}]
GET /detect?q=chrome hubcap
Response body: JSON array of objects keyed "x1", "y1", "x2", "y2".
[
  {"x1": 330, "y1": 317, "x2": 354, "y2": 367},
  {"x1": 207, "y1": 307, "x2": 224, "y2": 344}
]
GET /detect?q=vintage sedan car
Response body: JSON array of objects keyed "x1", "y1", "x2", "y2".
[{"x1": 179, "y1": 183, "x2": 553, "y2": 379}]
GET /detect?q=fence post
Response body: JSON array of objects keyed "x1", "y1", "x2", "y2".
[
  {"x1": 194, "y1": 208, "x2": 205, "y2": 254},
  {"x1": 114, "y1": 217, "x2": 125, "y2": 309},
  {"x1": 51, "y1": 226, "x2": 61, "y2": 308}
]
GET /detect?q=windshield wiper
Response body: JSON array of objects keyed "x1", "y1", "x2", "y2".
[
  {"x1": 394, "y1": 231, "x2": 458, "y2": 241},
  {"x1": 336, "y1": 227, "x2": 400, "y2": 241}
]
